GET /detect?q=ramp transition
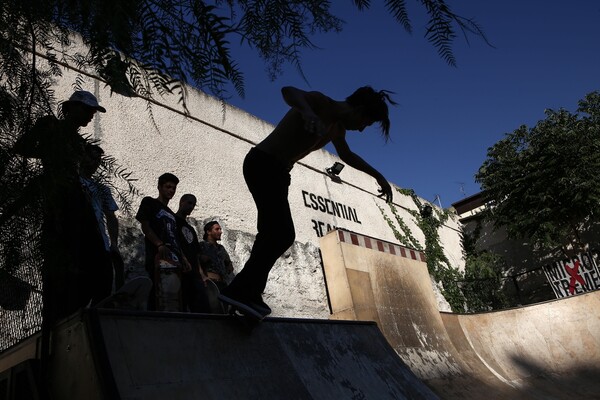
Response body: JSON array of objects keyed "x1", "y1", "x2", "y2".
[{"x1": 321, "y1": 229, "x2": 600, "y2": 399}]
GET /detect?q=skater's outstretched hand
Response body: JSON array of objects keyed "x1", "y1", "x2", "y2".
[{"x1": 377, "y1": 178, "x2": 393, "y2": 203}]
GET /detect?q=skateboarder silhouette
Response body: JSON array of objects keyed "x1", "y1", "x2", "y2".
[{"x1": 219, "y1": 86, "x2": 395, "y2": 320}]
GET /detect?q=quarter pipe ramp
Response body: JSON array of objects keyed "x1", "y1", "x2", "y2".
[{"x1": 321, "y1": 229, "x2": 600, "y2": 399}]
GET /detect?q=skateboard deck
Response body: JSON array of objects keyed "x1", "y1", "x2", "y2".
[
  {"x1": 96, "y1": 276, "x2": 152, "y2": 310},
  {"x1": 205, "y1": 279, "x2": 226, "y2": 314},
  {"x1": 218, "y1": 293, "x2": 265, "y2": 322},
  {"x1": 226, "y1": 305, "x2": 262, "y2": 331},
  {"x1": 154, "y1": 252, "x2": 183, "y2": 312}
]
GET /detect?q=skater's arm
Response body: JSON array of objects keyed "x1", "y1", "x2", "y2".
[
  {"x1": 281, "y1": 86, "x2": 327, "y2": 135},
  {"x1": 332, "y1": 136, "x2": 393, "y2": 203},
  {"x1": 140, "y1": 220, "x2": 170, "y2": 258}
]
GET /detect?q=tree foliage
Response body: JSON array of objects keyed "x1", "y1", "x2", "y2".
[
  {"x1": 462, "y1": 250, "x2": 508, "y2": 312},
  {"x1": 2, "y1": 0, "x2": 490, "y2": 103},
  {"x1": 476, "y1": 91, "x2": 600, "y2": 255},
  {"x1": 459, "y1": 221, "x2": 508, "y2": 311},
  {"x1": 0, "y1": 0, "x2": 489, "y2": 349}
]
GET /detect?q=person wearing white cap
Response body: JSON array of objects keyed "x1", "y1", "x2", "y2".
[
  {"x1": 64, "y1": 90, "x2": 107, "y2": 112},
  {"x1": 60, "y1": 90, "x2": 106, "y2": 127},
  {"x1": 14, "y1": 90, "x2": 109, "y2": 324},
  {"x1": 15, "y1": 90, "x2": 106, "y2": 159}
]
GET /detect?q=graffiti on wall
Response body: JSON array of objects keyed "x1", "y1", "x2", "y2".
[
  {"x1": 302, "y1": 190, "x2": 362, "y2": 238},
  {"x1": 542, "y1": 251, "x2": 600, "y2": 298}
]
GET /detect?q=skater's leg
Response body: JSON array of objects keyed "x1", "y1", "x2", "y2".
[
  {"x1": 232, "y1": 185, "x2": 294, "y2": 294},
  {"x1": 223, "y1": 148, "x2": 295, "y2": 302}
]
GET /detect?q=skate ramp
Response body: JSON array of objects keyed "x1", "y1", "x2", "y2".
[
  {"x1": 44, "y1": 309, "x2": 438, "y2": 400},
  {"x1": 320, "y1": 229, "x2": 600, "y2": 399}
]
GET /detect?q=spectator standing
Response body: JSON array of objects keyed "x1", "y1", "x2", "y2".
[
  {"x1": 199, "y1": 221, "x2": 234, "y2": 291},
  {"x1": 175, "y1": 194, "x2": 210, "y2": 313},
  {"x1": 13, "y1": 90, "x2": 107, "y2": 387},
  {"x1": 79, "y1": 143, "x2": 122, "y2": 301},
  {"x1": 13, "y1": 90, "x2": 108, "y2": 319},
  {"x1": 135, "y1": 173, "x2": 190, "y2": 311}
]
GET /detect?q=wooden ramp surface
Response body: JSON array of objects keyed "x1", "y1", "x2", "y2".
[
  {"x1": 321, "y1": 229, "x2": 600, "y2": 400},
  {"x1": 46, "y1": 310, "x2": 439, "y2": 400}
]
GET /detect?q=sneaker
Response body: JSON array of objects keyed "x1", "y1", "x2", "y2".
[
  {"x1": 218, "y1": 293, "x2": 264, "y2": 320},
  {"x1": 249, "y1": 296, "x2": 271, "y2": 317}
]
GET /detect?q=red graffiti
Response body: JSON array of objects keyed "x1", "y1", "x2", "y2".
[{"x1": 565, "y1": 260, "x2": 586, "y2": 294}]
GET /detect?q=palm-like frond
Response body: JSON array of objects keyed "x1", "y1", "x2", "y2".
[
  {"x1": 351, "y1": 0, "x2": 371, "y2": 11},
  {"x1": 385, "y1": 0, "x2": 412, "y2": 33},
  {"x1": 419, "y1": 0, "x2": 492, "y2": 66},
  {"x1": 0, "y1": 0, "x2": 493, "y2": 351},
  {"x1": 236, "y1": 1, "x2": 342, "y2": 82}
]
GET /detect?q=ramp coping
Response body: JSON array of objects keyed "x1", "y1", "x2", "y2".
[
  {"x1": 93, "y1": 308, "x2": 379, "y2": 326},
  {"x1": 337, "y1": 230, "x2": 426, "y2": 262}
]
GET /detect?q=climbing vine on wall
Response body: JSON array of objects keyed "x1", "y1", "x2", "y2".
[
  {"x1": 376, "y1": 201, "x2": 422, "y2": 251},
  {"x1": 379, "y1": 188, "x2": 466, "y2": 312}
]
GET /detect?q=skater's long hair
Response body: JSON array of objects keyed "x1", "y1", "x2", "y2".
[{"x1": 346, "y1": 86, "x2": 397, "y2": 141}]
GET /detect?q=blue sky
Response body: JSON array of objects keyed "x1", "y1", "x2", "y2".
[{"x1": 224, "y1": 1, "x2": 600, "y2": 208}]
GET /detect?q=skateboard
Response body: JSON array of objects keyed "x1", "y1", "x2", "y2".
[
  {"x1": 154, "y1": 251, "x2": 183, "y2": 312},
  {"x1": 205, "y1": 279, "x2": 226, "y2": 314},
  {"x1": 226, "y1": 305, "x2": 262, "y2": 331},
  {"x1": 218, "y1": 293, "x2": 264, "y2": 330},
  {"x1": 96, "y1": 276, "x2": 153, "y2": 310}
]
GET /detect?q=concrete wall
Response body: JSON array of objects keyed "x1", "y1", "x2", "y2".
[{"x1": 42, "y1": 39, "x2": 464, "y2": 316}]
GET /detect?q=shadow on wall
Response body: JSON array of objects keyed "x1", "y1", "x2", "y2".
[{"x1": 509, "y1": 355, "x2": 600, "y2": 399}]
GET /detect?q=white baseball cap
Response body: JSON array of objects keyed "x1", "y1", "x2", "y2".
[{"x1": 64, "y1": 90, "x2": 106, "y2": 113}]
